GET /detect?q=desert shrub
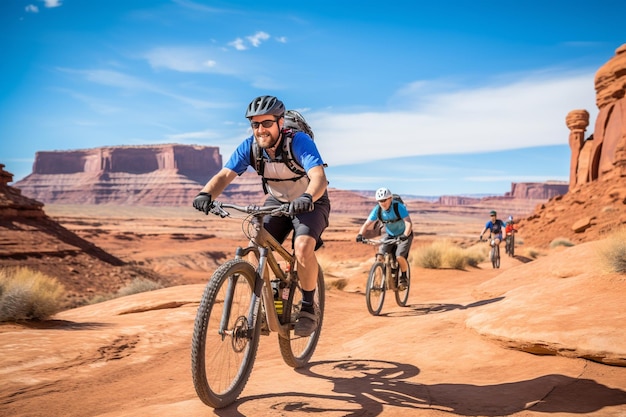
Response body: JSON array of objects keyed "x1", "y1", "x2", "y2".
[
  {"x1": 117, "y1": 278, "x2": 162, "y2": 297},
  {"x1": 414, "y1": 240, "x2": 484, "y2": 270},
  {"x1": 598, "y1": 228, "x2": 626, "y2": 274},
  {"x1": 88, "y1": 278, "x2": 162, "y2": 305},
  {"x1": 414, "y1": 245, "x2": 443, "y2": 269},
  {"x1": 442, "y1": 245, "x2": 467, "y2": 270},
  {"x1": 549, "y1": 238, "x2": 575, "y2": 249},
  {"x1": 0, "y1": 267, "x2": 65, "y2": 321},
  {"x1": 325, "y1": 278, "x2": 348, "y2": 291},
  {"x1": 464, "y1": 245, "x2": 487, "y2": 267},
  {"x1": 522, "y1": 247, "x2": 544, "y2": 259}
]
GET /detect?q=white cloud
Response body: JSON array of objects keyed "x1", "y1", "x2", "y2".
[
  {"x1": 167, "y1": 130, "x2": 218, "y2": 141},
  {"x1": 25, "y1": 5, "x2": 39, "y2": 12},
  {"x1": 42, "y1": 0, "x2": 62, "y2": 8},
  {"x1": 312, "y1": 71, "x2": 597, "y2": 167},
  {"x1": 228, "y1": 38, "x2": 247, "y2": 51},
  {"x1": 58, "y1": 67, "x2": 220, "y2": 109},
  {"x1": 144, "y1": 46, "x2": 236, "y2": 74},
  {"x1": 247, "y1": 31, "x2": 270, "y2": 47},
  {"x1": 228, "y1": 31, "x2": 271, "y2": 51}
]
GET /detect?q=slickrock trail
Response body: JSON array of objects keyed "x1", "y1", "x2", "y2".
[{"x1": 2, "y1": 238, "x2": 625, "y2": 417}]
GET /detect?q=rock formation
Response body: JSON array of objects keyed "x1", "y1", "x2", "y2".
[
  {"x1": 14, "y1": 144, "x2": 229, "y2": 206},
  {"x1": 567, "y1": 43, "x2": 626, "y2": 189},
  {"x1": 522, "y1": 44, "x2": 626, "y2": 247}
]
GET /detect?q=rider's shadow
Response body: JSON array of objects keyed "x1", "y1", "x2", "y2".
[
  {"x1": 221, "y1": 359, "x2": 626, "y2": 416},
  {"x1": 381, "y1": 297, "x2": 504, "y2": 317}
]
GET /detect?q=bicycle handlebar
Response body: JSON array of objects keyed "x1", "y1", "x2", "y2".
[
  {"x1": 208, "y1": 201, "x2": 291, "y2": 218},
  {"x1": 360, "y1": 236, "x2": 403, "y2": 246}
]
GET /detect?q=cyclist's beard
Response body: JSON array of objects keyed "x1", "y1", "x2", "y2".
[{"x1": 255, "y1": 130, "x2": 281, "y2": 149}]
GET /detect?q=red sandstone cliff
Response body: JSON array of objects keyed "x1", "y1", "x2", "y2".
[{"x1": 14, "y1": 144, "x2": 233, "y2": 206}]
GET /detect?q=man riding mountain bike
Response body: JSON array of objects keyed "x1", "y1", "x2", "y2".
[
  {"x1": 192, "y1": 95, "x2": 331, "y2": 337},
  {"x1": 356, "y1": 187, "x2": 413, "y2": 290},
  {"x1": 479, "y1": 210, "x2": 506, "y2": 248}
]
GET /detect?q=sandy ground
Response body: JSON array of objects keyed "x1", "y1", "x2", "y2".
[{"x1": 0, "y1": 206, "x2": 625, "y2": 416}]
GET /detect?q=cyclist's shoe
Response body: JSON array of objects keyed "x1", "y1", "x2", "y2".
[
  {"x1": 398, "y1": 275, "x2": 408, "y2": 291},
  {"x1": 294, "y1": 309, "x2": 319, "y2": 337}
]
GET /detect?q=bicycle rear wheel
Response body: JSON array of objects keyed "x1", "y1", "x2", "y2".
[
  {"x1": 366, "y1": 262, "x2": 385, "y2": 316},
  {"x1": 191, "y1": 259, "x2": 260, "y2": 408},
  {"x1": 395, "y1": 264, "x2": 410, "y2": 307},
  {"x1": 279, "y1": 264, "x2": 325, "y2": 368}
]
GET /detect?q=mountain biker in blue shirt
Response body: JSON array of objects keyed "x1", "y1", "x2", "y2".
[
  {"x1": 479, "y1": 210, "x2": 506, "y2": 248},
  {"x1": 193, "y1": 95, "x2": 330, "y2": 337},
  {"x1": 356, "y1": 187, "x2": 413, "y2": 289}
]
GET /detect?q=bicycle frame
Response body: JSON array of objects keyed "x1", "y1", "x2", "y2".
[
  {"x1": 234, "y1": 226, "x2": 295, "y2": 338},
  {"x1": 213, "y1": 203, "x2": 297, "y2": 340}
]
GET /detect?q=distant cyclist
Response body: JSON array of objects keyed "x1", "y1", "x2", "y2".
[
  {"x1": 356, "y1": 187, "x2": 413, "y2": 289},
  {"x1": 505, "y1": 215, "x2": 517, "y2": 237},
  {"x1": 479, "y1": 210, "x2": 506, "y2": 247}
]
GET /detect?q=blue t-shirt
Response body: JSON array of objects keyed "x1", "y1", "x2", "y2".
[
  {"x1": 368, "y1": 202, "x2": 409, "y2": 237},
  {"x1": 484, "y1": 219, "x2": 506, "y2": 235},
  {"x1": 224, "y1": 132, "x2": 325, "y2": 175}
]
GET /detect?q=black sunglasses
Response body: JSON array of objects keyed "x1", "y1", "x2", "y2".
[{"x1": 250, "y1": 119, "x2": 278, "y2": 129}]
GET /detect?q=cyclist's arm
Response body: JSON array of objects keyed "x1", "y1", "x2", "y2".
[
  {"x1": 199, "y1": 167, "x2": 238, "y2": 197},
  {"x1": 305, "y1": 165, "x2": 328, "y2": 201},
  {"x1": 358, "y1": 219, "x2": 375, "y2": 235},
  {"x1": 402, "y1": 215, "x2": 413, "y2": 236}
]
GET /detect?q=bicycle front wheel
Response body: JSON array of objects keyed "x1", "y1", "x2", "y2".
[
  {"x1": 395, "y1": 264, "x2": 410, "y2": 307},
  {"x1": 366, "y1": 262, "x2": 386, "y2": 316},
  {"x1": 191, "y1": 259, "x2": 260, "y2": 409},
  {"x1": 492, "y1": 245, "x2": 500, "y2": 269},
  {"x1": 279, "y1": 264, "x2": 326, "y2": 368}
]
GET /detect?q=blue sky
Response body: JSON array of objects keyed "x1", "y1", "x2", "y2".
[{"x1": 1, "y1": 1, "x2": 624, "y2": 196}]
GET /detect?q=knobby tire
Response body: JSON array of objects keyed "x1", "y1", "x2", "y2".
[
  {"x1": 366, "y1": 262, "x2": 385, "y2": 316},
  {"x1": 278, "y1": 264, "x2": 326, "y2": 367},
  {"x1": 395, "y1": 264, "x2": 410, "y2": 307},
  {"x1": 191, "y1": 259, "x2": 260, "y2": 409}
]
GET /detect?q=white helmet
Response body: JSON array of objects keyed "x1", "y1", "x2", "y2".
[
  {"x1": 375, "y1": 187, "x2": 392, "y2": 201},
  {"x1": 508, "y1": 215, "x2": 514, "y2": 221}
]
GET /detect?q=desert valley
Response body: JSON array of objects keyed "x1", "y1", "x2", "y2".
[{"x1": 1, "y1": 45, "x2": 626, "y2": 416}]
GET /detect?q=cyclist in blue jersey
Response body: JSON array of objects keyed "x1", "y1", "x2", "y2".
[
  {"x1": 193, "y1": 95, "x2": 330, "y2": 337},
  {"x1": 356, "y1": 187, "x2": 413, "y2": 289},
  {"x1": 479, "y1": 210, "x2": 506, "y2": 248}
]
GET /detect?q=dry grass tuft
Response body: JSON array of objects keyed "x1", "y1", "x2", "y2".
[
  {"x1": 0, "y1": 267, "x2": 65, "y2": 321},
  {"x1": 413, "y1": 240, "x2": 486, "y2": 270},
  {"x1": 598, "y1": 228, "x2": 626, "y2": 274},
  {"x1": 549, "y1": 237, "x2": 575, "y2": 249}
]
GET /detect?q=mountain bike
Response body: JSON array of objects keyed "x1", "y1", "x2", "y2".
[
  {"x1": 481, "y1": 235, "x2": 501, "y2": 269},
  {"x1": 505, "y1": 233, "x2": 515, "y2": 257},
  {"x1": 191, "y1": 201, "x2": 325, "y2": 409},
  {"x1": 360, "y1": 236, "x2": 410, "y2": 316}
]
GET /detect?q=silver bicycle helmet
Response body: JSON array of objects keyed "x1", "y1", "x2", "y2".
[
  {"x1": 245, "y1": 95, "x2": 285, "y2": 118},
  {"x1": 375, "y1": 187, "x2": 392, "y2": 201}
]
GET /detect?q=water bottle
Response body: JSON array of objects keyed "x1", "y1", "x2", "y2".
[{"x1": 271, "y1": 279, "x2": 283, "y2": 315}]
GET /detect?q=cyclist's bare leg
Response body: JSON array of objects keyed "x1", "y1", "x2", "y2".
[
  {"x1": 397, "y1": 256, "x2": 409, "y2": 273},
  {"x1": 293, "y1": 234, "x2": 318, "y2": 291}
]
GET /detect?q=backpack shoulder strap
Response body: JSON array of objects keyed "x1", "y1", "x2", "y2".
[
  {"x1": 393, "y1": 202, "x2": 401, "y2": 221},
  {"x1": 281, "y1": 130, "x2": 307, "y2": 176},
  {"x1": 250, "y1": 140, "x2": 264, "y2": 175},
  {"x1": 377, "y1": 202, "x2": 402, "y2": 224}
]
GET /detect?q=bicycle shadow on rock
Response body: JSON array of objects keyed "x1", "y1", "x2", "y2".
[
  {"x1": 380, "y1": 297, "x2": 504, "y2": 318},
  {"x1": 217, "y1": 359, "x2": 626, "y2": 416}
]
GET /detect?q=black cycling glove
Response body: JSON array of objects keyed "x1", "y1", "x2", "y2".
[
  {"x1": 289, "y1": 193, "x2": 314, "y2": 215},
  {"x1": 193, "y1": 192, "x2": 212, "y2": 214},
  {"x1": 356, "y1": 234, "x2": 363, "y2": 243},
  {"x1": 398, "y1": 234, "x2": 409, "y2": 241}
]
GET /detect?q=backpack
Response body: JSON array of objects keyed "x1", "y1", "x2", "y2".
[
  {"x1": 376, "y1": 194, "x2": 405, "y2": 224},
  {"x1": 250, "y1": 110, "x2": 315, "y2": 178}
]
